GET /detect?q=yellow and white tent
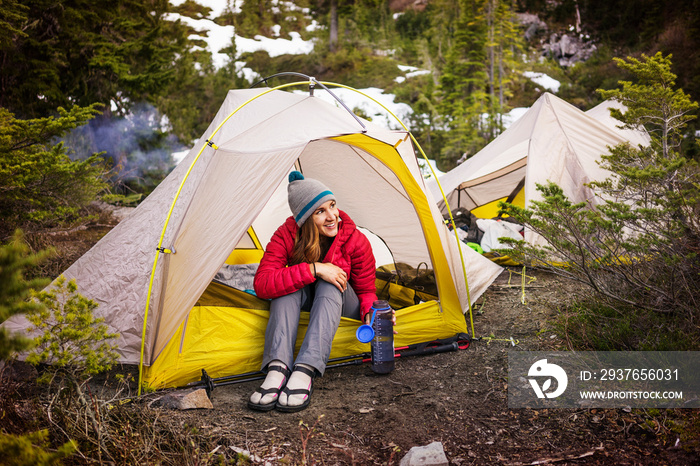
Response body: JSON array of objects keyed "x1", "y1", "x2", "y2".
[
  {"x1": 430, "y1": 93, "x2": 650, "y2": 245},
  {"x1": 4, "y1": 84, "x2": 502, "y2": 389}
]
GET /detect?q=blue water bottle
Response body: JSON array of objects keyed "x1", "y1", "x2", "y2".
[{"x1": 370, "y1": 300, "x2": 395, "y2": 374}]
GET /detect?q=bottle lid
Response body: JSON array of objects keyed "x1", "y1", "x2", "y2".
[
  {"x1": 371, "y1": 299, "x2": 391, "y2": 311},
  {"x1": 356, "y1": 324, "x2": 375, "y2": 343}
]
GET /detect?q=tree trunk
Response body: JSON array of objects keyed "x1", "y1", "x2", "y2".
[
  {"x1": 330, "y1": 0, "x2": 338, "y2": 52},
  {"x1": 499, "y1": 45, "x2": 504, "y2": 128},
  {"x1": 487, "y1": 0, "x2": 496, "y2": 139}
]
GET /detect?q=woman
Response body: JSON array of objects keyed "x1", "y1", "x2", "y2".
[{"x1": 249, "y1": 171, "x2": 378, "y2": 412}]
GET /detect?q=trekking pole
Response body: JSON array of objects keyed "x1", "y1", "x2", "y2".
[
  {"x1": 191, "y1": 333, "x2": 471, "y2": 396},
  {"x1": 188, "y1": 352, "x2": 374, "y2": 395},
  {"x1": 326, "y1": 333, "x2": 471, "y2": 369}
]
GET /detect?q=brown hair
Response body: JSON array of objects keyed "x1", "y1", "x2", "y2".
[{"x1": 290, "y1": 218, "x2": 321, "y2": 265}]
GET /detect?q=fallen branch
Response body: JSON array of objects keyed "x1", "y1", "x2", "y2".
[
  {"x1": 492, "y1": 284, "x2": 546, "y2": 288},
  {"x1": 520, "y1": 445, "x2": 604, "y2": 465}
]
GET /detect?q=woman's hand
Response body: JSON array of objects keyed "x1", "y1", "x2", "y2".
[
  {"x1": 313, "y1": 262, "x2": 348, "y2": 292},
  {"x1": 364, "y1": 309, "x2": 398, "y2": 334}
]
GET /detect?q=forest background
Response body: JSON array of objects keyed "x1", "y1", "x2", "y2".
[{"x1": 2, "y1": 0, "x2": 700, "y2": 243}]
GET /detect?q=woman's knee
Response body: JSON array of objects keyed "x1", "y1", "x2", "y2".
[
  {"x1": 269, "y1": 288, "x2": 304, "y2": 314},
  {"x1": 314, "y1": 280, "x2": 343, "y2": 303}
]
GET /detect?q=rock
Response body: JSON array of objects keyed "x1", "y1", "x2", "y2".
[
  {"x1": 149, "y1": 388, "x2": 213, "y2": 410},
  {"x1": 91, "y1": 200, "x2": 135, "y2": 223},
  {"x1": 516, "y1": 13, "x2": 547, "y2": 41},
  {"x1": 559, "y1": 34, "x2": 576, "y2": 57},
  {"x1": 400, "y1": 441, "x2": 449, "y2": 466},
  {"x1": 541, "y1": 32, "x2": 597, "y2": 67}
]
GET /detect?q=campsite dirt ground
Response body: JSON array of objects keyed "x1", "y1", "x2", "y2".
[
  {"x1": 17, "y1": 211, "x2": 700, "y2": 465},
  {"x1": 150, "y1": 269, "x2": 699, "y2": 465}
]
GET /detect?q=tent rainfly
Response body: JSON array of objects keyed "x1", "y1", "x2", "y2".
[
  {"x1": 585, "y1": 99, "x2": 651, "y2": 147},
  {"x1": 430, "y1": 93, "x2": 650, "y2": 245},
  {"x1": 3, "y1": 85, "x2": 503, "y2": 389}
]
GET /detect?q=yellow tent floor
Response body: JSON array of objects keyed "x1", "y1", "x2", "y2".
[{"x1": 144, "y1": 282, "x2": 467, "y2": 389}]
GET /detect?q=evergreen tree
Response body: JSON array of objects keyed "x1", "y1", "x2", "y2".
[
  {"x1": 0, "y1": 0, "x2": 192, "y2": 119},
  {"x1": 0, "y1": 231, "x2": 51, "y2": 360},
  {"x1": 437, "y1": 0, "x2": 489, "y2": 169},
  {"x1": 27, "y1": 276, "x2": 119, "y2": 381},
  {"x1": 27, "y1": 275, "x2": 120, "y2": 463},
  {"x1": 436, "y1": 0, "x2": 522, "y2": 170},
  {"x1": 598, "y1": 52, "x2": 698, "y2": 160},
  {"x1": 427, "y1": 0, "x2": 461, "y2": 70},
  {"x1": 485, "y1": 0, "x2": 522, "y2": 130},
  {"x1": 0, "y1": 0, "x2": 27, "y2": 49},
  {"x1": 230, "y1": 0, "x2": 277, "y2": 37},
  {"x1": 0, "y1": 105, "x2": 107, "y2": 238},
  {"x1": 155, "y1": 29, "x2": 249, "y2": 146}
]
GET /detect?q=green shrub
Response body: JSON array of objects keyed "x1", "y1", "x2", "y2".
[
  {"x1": 0, "y1": 106, "x2": 107, "y2": 239},
  {"x1": 0, "y1": 231, "x2": 51, "y2": 360},
  {"x1": 555, "y1": 300, "x2": 699, "y2": 351},
  {"x1": 0, "y1": 430, "x2": 75, "y2": 466},
  {"x1": 25, "y1": 276, "x2": 120, "y2": 463},
  {"x1": 27, "y1": 276, "x2": 119, "y2": 382}
]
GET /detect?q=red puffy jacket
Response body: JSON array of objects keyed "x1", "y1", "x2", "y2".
[{"x1": 253, "y1": 210, "x2": 377, "y2": 320}]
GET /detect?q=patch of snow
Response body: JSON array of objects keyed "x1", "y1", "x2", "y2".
[
  {"x1": 523, "y1": 71, "x2": 560, "y2": 93},
  {"x1": 170, "y1": 0, "x2": 237, "y2": 18},
  {"x1": 172, "y1": 148, "x2": 190, "y2": 164},
  {"x1": 395, "y1": 66, "x2": 430, "y2": 83},
  {"x1": 502, "y1": 107, "x2": 529, "y2": 129},
  {"x1": 306, "y1": 19, "x2": 322, "y2": 32},
  {"x1": 160, "y1": 113, "x2": 172, "y2": 132},
  {"x1": 297, "y1": 86, "x2": 412, "y2": 130},
  {"x1": 235, "y1": 62, "x2": 260, "y2": 83},
  {"x1": 418, "y1": 158, "x2": 444, "y2": 179},
  {"x1": 398, "y1": 64, "x2": 418, "y2": 72},
  {"x1": 407, "y1": 69, "x2": 430, "y2": 79},
  {"x1": 164, "y1": 9, "x2": 315, "y2": 70},
  {"x1": 165, "y1": 13, "x2": 236, "y2": 69},
  {"x1": 236, "y1": 31, "x2": 314, "y2": 57}
]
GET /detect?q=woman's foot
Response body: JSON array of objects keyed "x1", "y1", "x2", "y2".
[
  {"x1": 247, "y1": 361, "x2": 290, "y2": 411},
  {"x1": 276, "y1": 364, "x2": 315, "y2": 412}
]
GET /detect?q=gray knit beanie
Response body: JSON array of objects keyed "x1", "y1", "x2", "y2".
[{"x1": 287, "y1": 171, "x2": 336, "y2": 226}]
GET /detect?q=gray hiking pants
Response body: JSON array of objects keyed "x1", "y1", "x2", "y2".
[{"x1": 261, "y1": 280, "x2": 360, "y2": 375}]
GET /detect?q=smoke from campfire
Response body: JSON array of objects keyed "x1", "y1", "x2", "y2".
[{"x1": 63, "y1": 102, "x2": 186, "y2": 193}]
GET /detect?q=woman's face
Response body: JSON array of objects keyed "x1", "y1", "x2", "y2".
[{"x1": 311, "y1": 199, "x2": 339, "y2": 237}]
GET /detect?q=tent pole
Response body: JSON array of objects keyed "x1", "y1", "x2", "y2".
[{"x1": 251, "y1": 72, "x2": 367, "y2": 132}]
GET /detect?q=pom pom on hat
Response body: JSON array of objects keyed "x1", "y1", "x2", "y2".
[
  {"x1": 289, "y1": 170, "x2": 305, "y2": 183},
  {"x1": 287, "y1": 171, "x2": 335, "y2": 226}
]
